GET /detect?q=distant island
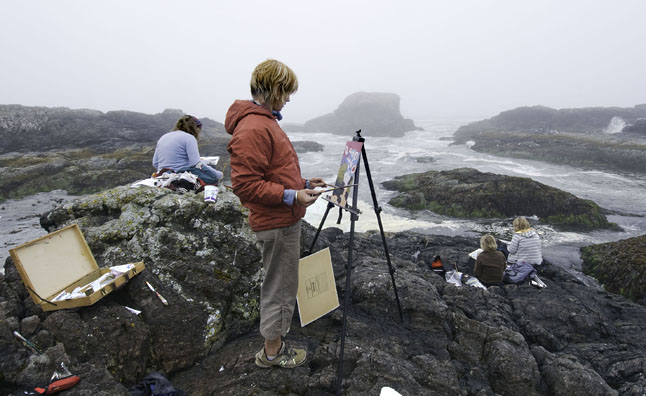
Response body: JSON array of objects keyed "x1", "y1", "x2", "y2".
[
  {"x1": 452, "y1": 105, "x2": 646, "y2": 174},
  {"x1": 284, "y1": 92, "x2": 422, "y2": 137}
]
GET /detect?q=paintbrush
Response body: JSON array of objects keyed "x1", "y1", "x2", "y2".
[
  {"x1": 319, "y1": 184, "x2": 359, "y2": 193},
  {"x1": 146, "y1": 281, "x2": 168, "y2": 305},
  {"x1": 13, "y1": 331, "x2": 42, "y2": 354}
]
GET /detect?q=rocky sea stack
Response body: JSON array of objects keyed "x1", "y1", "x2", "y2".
[
  {"x1": 382, "y1": 168, "x2": 618, "y2": 230},
  {"x1": 451, "y1": 105, "x2": 646, "y2": 174},
  {"x1": 2, "y1": 186, "x2": 646, "y2": 395},
  {"x1": 300, "y1": 92, "x2": 422, "y2": 137},
  {"x1": 581, "y1": 235, "x2": 646, "y2": 305}
]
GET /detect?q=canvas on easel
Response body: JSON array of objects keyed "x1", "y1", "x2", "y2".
[
  {"x1": 296, "y1": 248, "x2": 339, "y2": 326},
  {"x1": 323, "y1": 141, "x2": 363, "y2": 209}
]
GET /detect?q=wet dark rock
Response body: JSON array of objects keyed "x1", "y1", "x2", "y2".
[
  {"x1": 1, "y1": 186, "x2": 645, "y2": 395},
  {"x1": 580, "y1": 234, "x2": 646, "y2": 305},
  {"x1": 302, "y1": 92, "x2": 422, "y2": 137},
  {"x1": 622, "y1": 119, "x2": 646, "y2": 135},
  {"x1": 19, "y1": 315, "x2": 40, "y2": 337},
  {"x1": 531, "y1": 346, "x2": 618, "y2": 396},
  {"x1": 415, "y1": 156, "x2": 435, "y2": 163},
  {"x1": 452, "y1": 105, "x2": 646, "y2": 174},
  {"x1": 291, "y1": 140, "x2": 325, "y2": 153},
  {"x1": 382, "y1": 167, "x2": 618, "y2": 230}
]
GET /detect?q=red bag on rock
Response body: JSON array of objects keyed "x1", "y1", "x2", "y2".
[{"x1": 34, "y1": 375, "x2": 80, "y2": 394}]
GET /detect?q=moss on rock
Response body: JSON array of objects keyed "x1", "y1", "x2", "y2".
[{"x1": 580, "y1": 235, "x2": 646, "y2": 305}]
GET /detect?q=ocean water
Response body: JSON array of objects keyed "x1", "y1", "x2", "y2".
[
  {"x1": 290, "y1": 119, "x2": 646, "y2": 271},
  {"x1": 2, "y1": 119, "x2": 645, "y2": 275},
  {"x1": 0, "y1": 190, "x2": 71, "y2": 272}
]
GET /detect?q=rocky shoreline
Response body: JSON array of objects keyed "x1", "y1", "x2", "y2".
[{"x1": 2, "y1": 186, "x2": 645, "y2": 395}]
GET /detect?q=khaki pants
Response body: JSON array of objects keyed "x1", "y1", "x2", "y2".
[{"x1": 255, "y1": 220, "x2": 301, "y2": 340}]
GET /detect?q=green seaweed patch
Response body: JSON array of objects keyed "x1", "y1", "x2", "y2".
[
  {"x1": 382, "y1": 174, "x2": 423, "y2": 192},
  {"x1": 581, "y1": 236, "x2": 646, "y2": 305}
]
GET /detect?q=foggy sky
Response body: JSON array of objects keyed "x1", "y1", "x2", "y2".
[{"x1": 1, "y1": 0, "x2": 645, "y2": 123}]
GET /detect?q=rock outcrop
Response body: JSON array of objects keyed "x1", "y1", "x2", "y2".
[
  {"x1": 0, "y1": 105, "x2": 230, "y2": 202},
  {"x1": 580, "y1": 234, "x2": 646, "y2": 305},
  {"x1": 454, "y1": 105, "x2": 646, "y2": 135},
  {"x1": 452, "y1": 105, "x2": 646, "y2": 174},
  {"x1": 302, "y1": 92, "x2": 422, "y2": 137},
  {"x1": 382, "y1": 167, "x2": 618, "y2": 230},
  {"x1": 623, "y1": 119, "x2": 646, "y2": 135},
  {"x1": 0, "y1": 105, "x2": 224, "y2": 153},
  {"x1": 291, "y1": 140, "x2": 325, "y2": 153},
  {"x1": 1, "y1": 185, "x2": 646, "y2": 395}
]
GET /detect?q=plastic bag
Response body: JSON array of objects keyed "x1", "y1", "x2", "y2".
[
  {"x1": 465, "y1": 276, "x2": 487, "y2": 290},
  {"x1": 445, "y1": 270, "x2": 463, "y2": 287}
]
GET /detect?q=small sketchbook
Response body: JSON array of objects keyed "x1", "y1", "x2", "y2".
[
  {"x1": 201, "y1": 156, "x2": 220, "y2": 166},
  {"x1": 468, "y1": 248, "x2": 483, "y2": 260}
]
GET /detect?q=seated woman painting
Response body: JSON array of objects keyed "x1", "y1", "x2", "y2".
[
  {"x1": 152, "y1": 115, "x2": 223, "y2": 185},
  {"x1": 474, "y1": 234, "x2": 506, "y2": 287},
  {"x1": 507, "y1": 216, "x2": 543, "y2": 266}
]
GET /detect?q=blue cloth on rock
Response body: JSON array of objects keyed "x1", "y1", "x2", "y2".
[{"x1": 503, "y1": 261, "x2": 536, "y2": 284}]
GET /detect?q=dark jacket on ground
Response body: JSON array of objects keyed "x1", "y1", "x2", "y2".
[
  {"x1": 225, "y1": 100, "x2": 306, "y2": 231},
  {"x1": 474, "y1": 250, "x2": 506, "y2": 284}
]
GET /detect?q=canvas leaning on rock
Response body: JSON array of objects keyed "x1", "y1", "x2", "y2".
[{"x1": 296, "y1": 248, "x2": 339, "y2": 326}]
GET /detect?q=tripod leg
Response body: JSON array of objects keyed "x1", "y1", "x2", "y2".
[
  {"x1": 361, "y1": 145, "x2": 404, "y2": 322},
  {"x1": 308, "y1": 201, "x2": 335, "y2": 255},
  {"x1": 335, "y1": 145, "x2": 362, "y2": 396},
  {"x1": 335, "y1": 212, "x2": 357, "y2": 396}
]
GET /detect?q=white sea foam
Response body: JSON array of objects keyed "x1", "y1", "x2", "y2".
[{"x1": 604, "y1": 116, "x2": 626, "y2": 134}]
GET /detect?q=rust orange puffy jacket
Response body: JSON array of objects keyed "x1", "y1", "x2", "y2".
[{"x1": 225, "y1": 100, "x2": 306, "y2": 231}]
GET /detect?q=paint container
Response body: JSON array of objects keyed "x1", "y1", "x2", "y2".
[{"x1": 204, "y1": 185, "x2": 218, "y2": 203}]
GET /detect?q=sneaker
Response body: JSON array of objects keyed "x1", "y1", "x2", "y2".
[{"x1": 255, "y1": 342, "x2": 307, "y2": 368}]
